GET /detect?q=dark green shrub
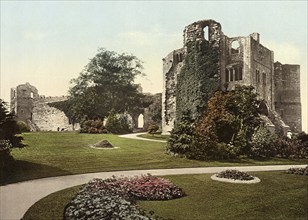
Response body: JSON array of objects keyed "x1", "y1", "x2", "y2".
[
  {"x1": 249, "y1": 125, "x2": 278, "y2": 158},
  {"x1": 274, "y1": 137, "x2": 307, "y2": 159},
  {"x1": 287, "y1": 166, "x2": 308, "y2": 175},
  {"x1": 105, "y1": 112, "x2": 132, "y2": 134},
  {"x1": 17, "y1": 121, "x2": 31, "y2": 132},
  {"x1": 147, "y1": 123, "x2": 160, "y2": 136},
  {"x1": 296, "y1": 132, "x2": 308, "y2": 147},
  {"x1": 166, "y1": 111, "x2": 197, "y2": 157},
  {"x1": 0, "y1": 100, "x2": 25, "y2": 182},
  {"x1": 80, "y1": 119, "x2": 107, "y2": 134}
]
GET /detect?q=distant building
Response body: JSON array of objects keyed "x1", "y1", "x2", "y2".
[{"x1": 10, "y1": 82, "x2": 72, "y2": 131}]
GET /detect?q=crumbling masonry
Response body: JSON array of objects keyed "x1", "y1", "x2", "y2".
[
  {"x1": 11, "y1": 82, "x2": 73, "y2": 131},
  {"x1": 162, "y1": 19, "x2": 301, "y2": 134}
]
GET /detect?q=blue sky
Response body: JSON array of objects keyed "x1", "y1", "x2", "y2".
[{"x1": 1, "y1": 1, "x2": 307, "y2": 131}]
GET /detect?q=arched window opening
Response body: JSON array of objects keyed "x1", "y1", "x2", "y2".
[
  {"x1": 259, "y1": 101, "x2": 269, "y2": 116},
  {"x1": 203, "y1": 26, "x2": 209, "y2": 41},
  {"x1": 30, "y1": 92, "x2": 34, "y2": 99},
  {"x1": 231, "y1": 41, "x2": 240, "y2": 54},
  {"x1": 138, "y1": 114, "x2": 144, "y2": 128}
]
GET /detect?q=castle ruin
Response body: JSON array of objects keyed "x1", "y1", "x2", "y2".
[
  {"x1": 162, "y1": 19, "x2": 301, "y2": 135},
  {"x1": 11, "y1": 82, "x2": 74, "y2": 131}
]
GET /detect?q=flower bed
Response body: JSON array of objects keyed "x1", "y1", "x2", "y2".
[
  {"x1": 211, "y1": 169, "x2": 260, "y2": 184},
  {"x1": 287, "y1": 166, "x2": 308, "y2": 175},
  {"x1": 216, "y1": 170, "x2": 254, "y2": 180},
  {"x1": 64, "y1": 174, "x2": 185, "y2": 220}
]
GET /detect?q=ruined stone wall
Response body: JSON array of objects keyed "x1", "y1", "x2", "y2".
[
  {"x1": 274, "y1": 62, "x2": 301, "y2": 132},
  {"x1": 250, "y1": 38, "x2": 275, "y2": 109},
  {"x1": 162, "y1": 49, "x2": 184, "y2": 134},
  {"x1": 162, "y1": 19, "x2": 222, "y2": 135},
  {"x1": 10, "y1": 82, "x2": 39, "y2": 123},
  {"x1": 10, "y1": 83, "x2": 73, "y2": 131},
  {"x1": 162, "y1": 19, "x2": 302, "y2": 134}
]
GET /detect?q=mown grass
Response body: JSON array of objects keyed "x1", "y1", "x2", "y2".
[
  {"x1": 2, "y1": 132, "x2": 308, "y2": 185},
  {"x1": 23, "y1": 171, "x2": 308, "y2": 220}
]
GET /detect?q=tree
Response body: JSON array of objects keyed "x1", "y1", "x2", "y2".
[
  {"x1": 195, "y1": 85, "x2": 261, "y2": 158},
  {"x1": 0, "y1": 99, "x2": 25, "y2": 181},
  {"x1": 68, "y1": 48, "x2": 145, "y2": 121}
]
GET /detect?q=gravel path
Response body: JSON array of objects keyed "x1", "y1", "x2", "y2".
[
  {"x1": 0, "y1": 134, "x2": 306, "y2": 219},
  {"x1": 119, "y1": 132, "x2": 167, "y2": 143},
  {"x1": 1, "y1": 164, "x2": 307, "y2": 220}
]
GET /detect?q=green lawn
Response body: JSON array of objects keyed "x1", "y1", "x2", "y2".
[
  {"x1": 2, "y1": 132, "x2": 308, "y2": 185},
  {"x1": 23, "y1": 172, "x2": 308, "y2": 220}
]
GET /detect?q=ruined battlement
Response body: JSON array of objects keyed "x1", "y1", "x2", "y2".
[
  {"x1": 36, "y1": 95, "x2": 68, "y2": 103},
  {"x1": 162, "y1": 19, "x2": 302, "y2": 134},
  {"x1": 10, "y1": 83, "x2": 72, "y2": 131}
]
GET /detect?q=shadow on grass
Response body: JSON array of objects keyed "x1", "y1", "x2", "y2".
[{"x1": 1, "y1": 160, "x2": 72, "y2": 186}]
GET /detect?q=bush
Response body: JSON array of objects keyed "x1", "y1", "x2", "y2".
[
  {"x1": 0, "y1": 100, "x2": 25, "y2": 182},
  {"x1": 287, "y1": 166, "x2": 308, "y2": 176},
  {"x1": 17, "y1": 121, "x2": 31, "y2": 132},
  {"x1": 147, "y1": 124, "x2": 160, "y2": 136},
  {"x1": 0, "y1": 140, "x2": 14, "y2": 181},
  {"x1": 80, "y1": 119, "x2": 107, "y2": 134},
  {"x1": 216, "y1": 170, "x2": 254, "y2": 181},
  {"x1": 274, "y1": 137, "x2": 308, "y2": 159},
  {"x1": 166, "y1": 111, "x2": 197, "y2": 157},
  {"x1": 296, "y1": 132, "x2": 308, "y2": 146},
  {"x1": 64, "y1": 175, "x2": 184, "y2": 220},
  {"x1": 105, "y1": 112, "x2": 132, "y2": 134},
  {"x1": 249, "y1": 125, "x2": 277, "y2": 158}
]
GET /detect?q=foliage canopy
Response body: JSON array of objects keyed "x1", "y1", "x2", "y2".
[{"x1": 67, "y1": 48, "x2": 145, "y2": 121}]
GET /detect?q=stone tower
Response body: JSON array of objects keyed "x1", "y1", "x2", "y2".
[
  {"x1": 162, "y1": 19, "x2": 301, "y2": 135},
  {"x1": 10, "y1": 82, "x2": 39, "y2": 123}
]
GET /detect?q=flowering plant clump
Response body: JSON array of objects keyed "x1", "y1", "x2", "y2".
[
  {"x1": 287, "y1": 166, "x2": 308, "y2": 176},
  {"x1": 216, "y1": 169, "x2": 254, "y2": 181},
  {"x1": 64, "y1": 175, "x2": 184, "y2": 220}
]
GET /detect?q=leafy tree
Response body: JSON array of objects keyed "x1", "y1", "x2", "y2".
[
  {"x1": 105, "y1": 111, "x2": 132, "y2": 134},
  {"x1": 196, "y1": 85, "x2": 261, "y2": 156},
  {"x1": 68, "y1": 48, "x2": 144, "y2": 121},
  {"x1": 0, "y1": 99, "x2": 25, "y2": 181}
]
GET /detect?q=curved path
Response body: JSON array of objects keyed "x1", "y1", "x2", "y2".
[
  {"x1": 119, "y1": 132, "x2": 167, "y2": 143},
  {"x1": 1, "y1": 164, "x2": 307, "y2": 220},
  {"x1": 1, "y1": 134, "x2": 307, "y2": 219}
]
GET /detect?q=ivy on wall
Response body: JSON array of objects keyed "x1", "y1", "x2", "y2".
[{"x1": 175, "y1": 40, "x2": 220, "y2": 126}]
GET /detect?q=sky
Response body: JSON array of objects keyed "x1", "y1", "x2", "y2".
[{"x1": 0, "y1": 0, "x2": 307, "y2": 131}]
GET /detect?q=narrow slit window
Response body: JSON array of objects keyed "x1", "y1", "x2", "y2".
[
  {"x1": 235, "y1": 68, "x2": 239, "y2": 81},
  {"x1": 225, "y1": 69, "x2": 229, "y2": 82},
  {"x1": 239, "y1": 67, "x2": 243, "y2": 80}
]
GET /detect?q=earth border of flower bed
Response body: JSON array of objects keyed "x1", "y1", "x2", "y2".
[{"x1": 210, "y1": 174, "x2": 261, "y2": 184}]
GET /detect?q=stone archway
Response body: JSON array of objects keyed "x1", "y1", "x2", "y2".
[
  {"x1": 259, "y1": 101, "x2": 269, "y2": 116},
  {"x1": 138, "y1": 114, "x2": 144, "y2": 128}
]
